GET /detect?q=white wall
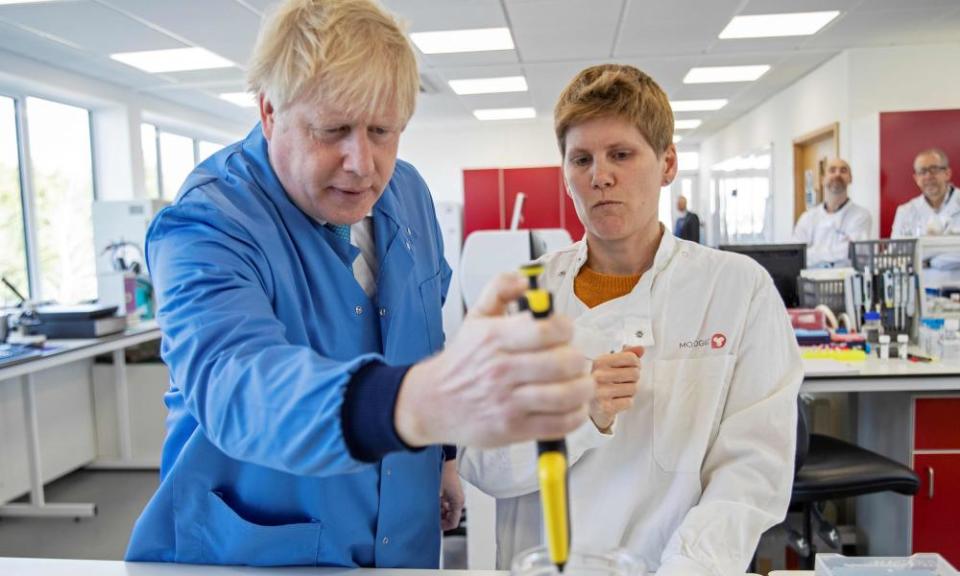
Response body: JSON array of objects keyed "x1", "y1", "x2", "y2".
[
  {"x1": 399, "y1": 117, "x2": 561, "y2": 205},
  {"x1": 698, "y1": 51, "x2": 851, "y2": 243},
  {"x1": 699, "y1": 42, "x2": 960, "y2": 243}
]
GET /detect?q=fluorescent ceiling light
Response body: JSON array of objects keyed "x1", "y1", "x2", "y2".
[
  {"x1": 411, "y1": 27, "x2": 514, "y2": 54},
  {"x1": 684, "y1": 65, "x2": 770, "y2": 84},
  {"x1": 671, "y1": 99, "x2": 727, "y2": 112},
  {"x1": 110, "y1": 47, "x2": 234, "y2": 73},
  {"x1": 719, "y1": 11, "x2": 840, "y2": 39},
  {"x1": 220, "y1": 92, "x2": 257, "y2": 108},
  {"x1": 449, "y1": 76, "x2": 528, "y2": 95},
  {"x1": 675, "y1": 119, "x2": 702, "y2": 130},
  {"x1": 473, "y1": 107, "x2": 536, "y2": 121},
  {"x1": 673, "y1": 134, "x2": 683, "y2": 143}
]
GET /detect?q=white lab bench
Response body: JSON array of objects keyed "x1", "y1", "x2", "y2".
[
  {"x1": 0, "y1": 557, "x2": 788, "y2": 575},
  {"x1": 0, "y1": 321, "x2": 162, "y2": 519}
]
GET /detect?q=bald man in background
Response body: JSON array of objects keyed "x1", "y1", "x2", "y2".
[
  {"x1": 673, "y1": 195, "x2": 700, "y2": 243},
  {"x1": 792, "y1": 158, "x2": 872, "y2": 267}
]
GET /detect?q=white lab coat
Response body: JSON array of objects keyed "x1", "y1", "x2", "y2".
[
  {"x1": 891, "y1": 185, "x2": 960, "y2": 238},
  {"x1": 459, "y1": 231, "x2": 803, "y2": 575},
  {"x1": 792, "y1": 200, "x2": 872, "y2": 267}
]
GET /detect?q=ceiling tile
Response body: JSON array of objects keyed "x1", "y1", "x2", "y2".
[
  {"x1": 506, "y1": 0, "x2": 623, "y2": 62},
  {"x1": 615, "y1": 0, "x2": 741, "y2": 57},
  {"x1": 0, "y1": 0, "x2": 184, "y2": 54},
  {"x1": 98, "y1": 0, "x2": 261, "y2": 65},
  {"x1": 381, "y1": 0, "x2": 507, "y2": 31},
  {"x1": 741, "y1": 0, "x2": 861, "y2": 15},
  {"x1": 806, "y1": 8, "x2": 960, "y2": 48}
]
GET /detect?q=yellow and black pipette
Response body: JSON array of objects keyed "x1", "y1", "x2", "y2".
[{"x1": 518, "y1": 263, "x2": 570, "y2": 572}]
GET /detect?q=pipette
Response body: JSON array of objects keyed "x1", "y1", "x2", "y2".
[{"x1": 518, "y1": 263, "x2": 570, "y2": 573}]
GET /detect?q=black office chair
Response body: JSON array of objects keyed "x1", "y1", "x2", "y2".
[{"x1": 788, "y1": 398, "x2": 920, "y2": 569}]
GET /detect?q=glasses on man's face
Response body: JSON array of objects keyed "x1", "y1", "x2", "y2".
[{"x1": 915, "y1": 165, "x2": 948, "y2": 177}]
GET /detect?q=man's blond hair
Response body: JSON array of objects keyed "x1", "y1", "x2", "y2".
[
  {"x1": 554, "y1": 64, "x2": 673, "y2": 156},
  {"x1": 248, "y1": 0, "x2": 418, "y2": 121}
]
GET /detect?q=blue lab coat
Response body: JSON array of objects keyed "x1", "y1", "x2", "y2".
[{"x1": 125, "y1": 126, "x2": 452, "y2": 567}]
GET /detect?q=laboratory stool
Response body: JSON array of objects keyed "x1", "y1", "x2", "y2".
[{"x1": 789, "y1": 398, "x2": 919, "y2": 569}]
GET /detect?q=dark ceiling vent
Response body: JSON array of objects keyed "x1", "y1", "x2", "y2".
[{"x1": 419, "y1": 73, "x2": 441, "y2": 95}]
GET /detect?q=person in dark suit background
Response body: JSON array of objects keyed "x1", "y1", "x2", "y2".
[{"x1": 673, "y1": 195, "x2": 700, "y2": 243}]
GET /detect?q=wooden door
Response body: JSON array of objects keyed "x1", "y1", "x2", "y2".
[{"x1": 793, "y1": 123, "x2": 839, "y2": 225}]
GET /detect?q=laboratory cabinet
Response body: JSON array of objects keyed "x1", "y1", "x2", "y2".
[
  {"x1": 463, "y1": 166, "x2": 583, "y2": 241},
  {"x1": 912, "y1": 397, "x2": 960, "y2": 566}
]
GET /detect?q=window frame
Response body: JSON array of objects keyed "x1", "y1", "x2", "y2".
[
  {"x1": 142, "y1": 122, "x2": 229, "y2": 200},
  {"x1": 1, "y1": 89, "x2": 98, "y2": 302}
]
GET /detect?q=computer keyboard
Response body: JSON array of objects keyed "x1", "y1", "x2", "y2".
[{"x1": 0, "y1": 343, "x2": 43, "y2": 368}]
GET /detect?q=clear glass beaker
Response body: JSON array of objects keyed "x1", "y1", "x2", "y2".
[{"x1": 511, "y1": 546, "x2": 644, "y2": 576}]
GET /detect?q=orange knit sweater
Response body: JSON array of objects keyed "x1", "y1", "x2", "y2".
[{"x1": 573, "y1": 265, "x2": 641, "y2": 309}]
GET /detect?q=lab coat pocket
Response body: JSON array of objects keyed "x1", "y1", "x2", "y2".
[
  {"x1": 652, "y1": 355, "x2": 734, "y2": 473},
  {"x1": 201, "y1": 490, "x2": 323, "y2": 566},
  {"x1": 419, "y1": 271, "x2": 445, "y2": 351}
]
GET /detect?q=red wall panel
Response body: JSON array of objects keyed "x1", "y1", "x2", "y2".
[
  {"x1": 503, "y1": 167, "x2": 563, "y2": 230},
  {"x1": 463, "y1": 168, "x2": 502, "y2": 239},
  {"x1": 464, "y1": 166, "x2": 586, "y2": 243},
  {"x1": 879, "y1": 110, "x2": 960, "y2": 238},
  {"x1": 914, "y1": 398, "x2": 960, "y2": 450}
]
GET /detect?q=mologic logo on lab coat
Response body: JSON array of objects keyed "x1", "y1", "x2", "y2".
[{"x1": 678, "y1": 333, "x2": 727, "y2": 350}]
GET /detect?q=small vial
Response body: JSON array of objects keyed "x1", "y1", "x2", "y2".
[
  {"x1": 897, "y1": 334, "x2": 909, "y2": 360},
  {"x1": 879, "y1": 334, "x2": 891, "y2": 360}
]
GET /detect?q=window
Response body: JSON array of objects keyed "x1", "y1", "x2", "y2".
[
  {"x1": 658, "y1": 185, "x2": 672, "y2": 227},
  {"x1": 26, "y1": 97, "x2": 97, "y2": 303},
  {"x1": 711, "y1": 149, "x2": 773, "y2": 244},
  {"x1": 141, "y1": 123, "x2": 159, "y2": 198},
  {"x1": 197, "y1": 140, "x2": 223, "y2": 163},
  {"x1": 141, "y1": 124, "x2": 228, "y2": 199},
  {"x1": 0, "y1": 96, "x2": 27, "y2": 307},
  {"x1": 1, "y1": 95, "x2": 97, "y2": 305},
  {"x1": 159, "y1": 131, "x2": 195, "y2": 199}
]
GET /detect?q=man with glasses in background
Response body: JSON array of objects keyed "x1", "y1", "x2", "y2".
[{"x1": 892, "y1": 148, "x2": 959, "y2": 237}]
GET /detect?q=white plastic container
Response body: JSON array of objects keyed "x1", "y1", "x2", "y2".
[
  {"x1": 897, "y1": 333, "x2": 910, "y2": 360},
  {"x1": 511, "y1": 546, "x2": 644, "y2": 576},
  {"x1": 879, "y1": 334, "x2": 891, "y2": 360},
  {"x1": 815, "y1": 552, "x2": 958, "y2": 576}
]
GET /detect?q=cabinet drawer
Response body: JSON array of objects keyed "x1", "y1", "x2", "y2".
[
  {"x1": 914, "y1": 398, "x2": 960, "y2": 450},
  {"x1": 912, "y1": 453, "x2": 960, "y2": 566}
]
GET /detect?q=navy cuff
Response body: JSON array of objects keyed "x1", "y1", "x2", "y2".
[
  {"x1": 341, "y1": 361, "x2": 416, "y2": 462},
  {"x1": 443, "y1": 445, "x2": 457, "y2": 461}
]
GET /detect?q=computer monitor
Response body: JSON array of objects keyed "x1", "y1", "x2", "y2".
[{"x1": 718, "y1": 243, "x2": 807, "y2": 308}]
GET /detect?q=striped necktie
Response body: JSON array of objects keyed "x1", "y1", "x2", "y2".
[{"x1": 326, "y1": 223, "x2": 351, "y2": 243}]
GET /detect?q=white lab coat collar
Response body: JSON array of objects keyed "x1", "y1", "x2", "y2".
[{"x1": 550, "y1": 227, "x2": 679, "y2": 358}]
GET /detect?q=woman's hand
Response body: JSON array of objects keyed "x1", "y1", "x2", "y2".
[{"x1": 589, "y1": 346, "x2": 644, "y2": 432}]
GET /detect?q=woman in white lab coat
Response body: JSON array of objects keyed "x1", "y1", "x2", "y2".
[{"x1": 459, "y1": 64, "x2": 803, "y2": 575}]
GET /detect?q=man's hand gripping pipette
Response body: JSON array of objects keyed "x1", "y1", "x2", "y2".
[{"x1": 518, "y1": 263, "x2": 571, "y2": 573}]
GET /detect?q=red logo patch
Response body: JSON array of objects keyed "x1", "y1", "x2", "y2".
[{"x1": 711, "y1": 333, "x2": 727, "y2": 349}]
